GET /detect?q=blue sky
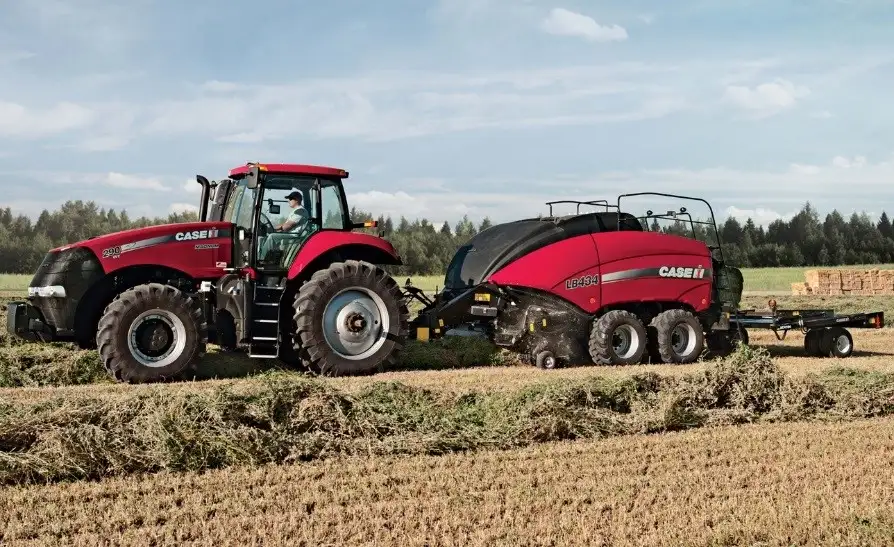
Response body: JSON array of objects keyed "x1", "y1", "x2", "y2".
[{"x1": 1, "y1": 0, "x2": 893, "y2": 227}]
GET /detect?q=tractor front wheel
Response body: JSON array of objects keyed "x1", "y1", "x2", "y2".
[
  {"x1": 96, "y1": 283, "x2": 207, "y2": 383},
  {"x1": 292, "y1": 260, "x2": 409, "y2": 376}
]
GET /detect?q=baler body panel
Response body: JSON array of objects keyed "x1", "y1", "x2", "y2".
[
  {"x1": 486, "y1": 229, "x2": 713, "y2": 314},
  {"x1": 486, "y1": 234, "x2": 603, "y2": 312},
  {"x1": 593, "y1": 231, "x2": 713, "y2": 313}
]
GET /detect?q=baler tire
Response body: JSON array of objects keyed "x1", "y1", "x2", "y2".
[
  {"x1": 804, "y1": 329, "x2": 822, "y2": 356},
  {"x1": 96, "y1": 283, "x2": 206, "y2": 383},
  {"x1": 653, "y1": 309, "x2": 704, "y2": 364},
  {"x1": 824, "y1": 326, "x2": 852, "y2": 358},
  {"x1": 292, "y1": 260, "x2": 409, "y2": 376},
  {"x1": 588, "y1": 310, "x2": 647, "y2": 366}
]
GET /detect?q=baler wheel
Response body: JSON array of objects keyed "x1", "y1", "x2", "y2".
[
  {"x1": 588, "y1": 310, "x2": 647, "y2": 365},
  {"x1": 652, "y1": 309, "x2": 704, "y2": 364},
  {"x1": 820, "y1": 326, "x2": 852, "y2": 358},
  {"x1": 292, "y1": 260, "x2": 409, "y2": 376},
  {"x1": 535, "y1": 350, "x2": 557, "y2": 369},
  {"x1": 96, "y1": 283, "x2": 207, "y2": 383},
  {"x1": 804, "y1": 329, "x2": 822, "y2": 356}
]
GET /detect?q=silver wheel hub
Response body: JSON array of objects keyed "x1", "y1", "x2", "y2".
[
  {"x1": 671, "y1": 323, "x2": 698, "y2": 357},
  {"x1": 127, "y1": 310, "x2": 187, "y2": 368},
  {"x1": 835, "y1": 334, "x2": 851, "y2": 353},
  {"x1": 322, "y1": 288, "x2": 390, "y2": 360},
  {"x1": 612, "y1": 325, "x2": 639, "y2": 359}
]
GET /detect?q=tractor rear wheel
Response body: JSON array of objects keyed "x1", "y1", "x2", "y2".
[
  {"x1": 588, "y1": 310, "x2": 647, "y2": 365},
  {"x1": 652, "y1": 309, "x2": 704, "y2": 364},
  {"x1": 96, "y1": 283, "x2": 206, "y2": 383},
  {"x1": 292, "y1": 260, "x2": 409, "y2": 376}
]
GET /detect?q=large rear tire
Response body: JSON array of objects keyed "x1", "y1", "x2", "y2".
[
  {"x1": 292, "y1": 260, "x2": 409, "y2": 376},
  {"x1": 96, "y1": 283, "x2": 206, "y2": 383},
  {"x1": 588, "y1": 310, "x2": 647, "y2": 365},
  {"x1": 652, "y1": 309, "x2": 704, "y2": 364}
]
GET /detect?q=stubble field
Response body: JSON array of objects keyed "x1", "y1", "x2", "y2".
[{"x1": 2, "y1": 266, "x2": 894, "y2": 545}]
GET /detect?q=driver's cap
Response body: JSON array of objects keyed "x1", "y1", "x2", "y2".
[{"x1": 286, "y1": 191, "x2": 302, "y2": 201}]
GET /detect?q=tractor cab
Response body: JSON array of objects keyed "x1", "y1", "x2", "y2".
[{"x1": 199, "y1": 163, "x2": 353, "y2": 275}]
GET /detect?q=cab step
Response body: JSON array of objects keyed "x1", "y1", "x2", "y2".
[{"x1": 248, "y1": 282, "x2": 285, "y2": 359}]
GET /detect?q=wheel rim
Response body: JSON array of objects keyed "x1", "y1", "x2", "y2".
[
  {"x1": 671, "y1": 322, "x2": 698, "y2": 357},
  {"x1": 835, "y1": 333, "x2": 851, "y2": 354},
  {"x1": 322, "y1": 287, "x2": 391, "y2": 360},
  {"x1": 612, "y1": 324, "x2": 639, "y2": 359},
  {"x1": 127, "y1": 309, "x2": 187, "y2": 368}
]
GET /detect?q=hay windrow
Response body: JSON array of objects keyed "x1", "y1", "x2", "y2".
[{"x1": 2, "y1": 345, "x2": 894, "y2": 486}]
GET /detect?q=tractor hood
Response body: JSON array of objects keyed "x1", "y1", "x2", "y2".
[
  {"x1": 54, "y1": 221, "x2": 233, "y2": 255},
  {"x1": 41, "y1": 220, "x2": 236, "y2": 279}
]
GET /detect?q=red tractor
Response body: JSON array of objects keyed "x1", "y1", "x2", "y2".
[{"x1": 7, "y1": 163, "x2": 410, "y2": 382}]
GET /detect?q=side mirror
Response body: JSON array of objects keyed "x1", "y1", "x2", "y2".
[
  {"x1": 247, "y1": 165, "x2": 260, "y2": 189},
  {"x1": 269, "y1": 204, "x2": 280, "y2": 215}
]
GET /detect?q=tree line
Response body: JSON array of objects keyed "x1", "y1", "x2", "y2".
[{"x1": 1, "y1": 200, "x2": 892, "y2": 276}]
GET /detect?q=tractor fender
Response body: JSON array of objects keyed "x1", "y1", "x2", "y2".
[{"x1": 286, "y1": 231, "x2": 401, "y2": 281}]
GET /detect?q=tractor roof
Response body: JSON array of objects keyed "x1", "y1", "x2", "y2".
[{"x1": 228, "y1": 163, "x2": 349, "y2": 179}]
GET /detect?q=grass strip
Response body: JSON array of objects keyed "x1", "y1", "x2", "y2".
[{"x1": 1, "y1": 345, "x2": 893, "y2": 486}]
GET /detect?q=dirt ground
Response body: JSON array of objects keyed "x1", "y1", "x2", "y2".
[{"x1": 2, "y1": 416, "x2": 893, "y2": 546}]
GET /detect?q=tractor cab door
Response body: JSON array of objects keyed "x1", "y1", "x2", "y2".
[
  {"x1": 250, "y1": 175, "x2": 344, "y2": 274},
  {"x1": 220, "y1": 178, "x2": 259, "y2": 269},
  {"x1": 208, "y1": 179, "x2": 234, "y2": 222}
]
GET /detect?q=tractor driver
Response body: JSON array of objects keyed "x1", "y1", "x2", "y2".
[
  {"x1": 259, "y1": 190, "x2": 311, "y2": 264},
  {"x1": 274, "y1": 191, "x2": 309, "y2": 233}
]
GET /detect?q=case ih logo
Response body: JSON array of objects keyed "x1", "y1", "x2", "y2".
[
  {"x1": 175, "y1": 228, "x2": 219, "y2": 241},
  {"x1": 659, "y1": 266, "x2": 706, "y2": 279}
]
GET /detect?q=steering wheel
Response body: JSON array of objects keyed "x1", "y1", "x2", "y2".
[{"x1": 259, "y1": 213, "x2": 275, "y2": 235}]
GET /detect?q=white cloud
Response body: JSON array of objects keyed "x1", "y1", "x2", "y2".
[
  {"x1": 346, "y1": 152, "x2": 894, "y2": 227},
  {"x1": 0, "y1": 50, "x2": 35, "y2": 65},
  {"x1": 183, "y1": 179, "x2": 201, "y2": 193},
  {"x1": 831, "y1": 155, "x2": 867, "y2": 168},
  {"x1": 540, "y1": 8, "x2": 628, "y2": 42},
  {"x1": 103, "y1": 172, "x2": 169, "y2": 191},
  {"x1": 170, "y1": 202, "x2": 199, "y2": 214},
  {"x1": 0, "y1": 101, "x2": 94, "y2": 138},
  {"x1": 11, "y1": 170, "x2": 173, "y2": 192},
  {"x1": 724, "y1": 206, "x2": 799, "y2": 226},
  {"x1": 139, "y1": 62, "x2": 698, "y2": 143},
  {"x1": 723, "y1": 78, "x2": 810, "y2": 117}
]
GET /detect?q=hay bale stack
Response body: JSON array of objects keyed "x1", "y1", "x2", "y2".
[
  {"x1": 791, "y1": 282, "x2": 812, "y2": 295},
  {"x1": 794, "y1": 268, "x2": 894, "y2": 295}
]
